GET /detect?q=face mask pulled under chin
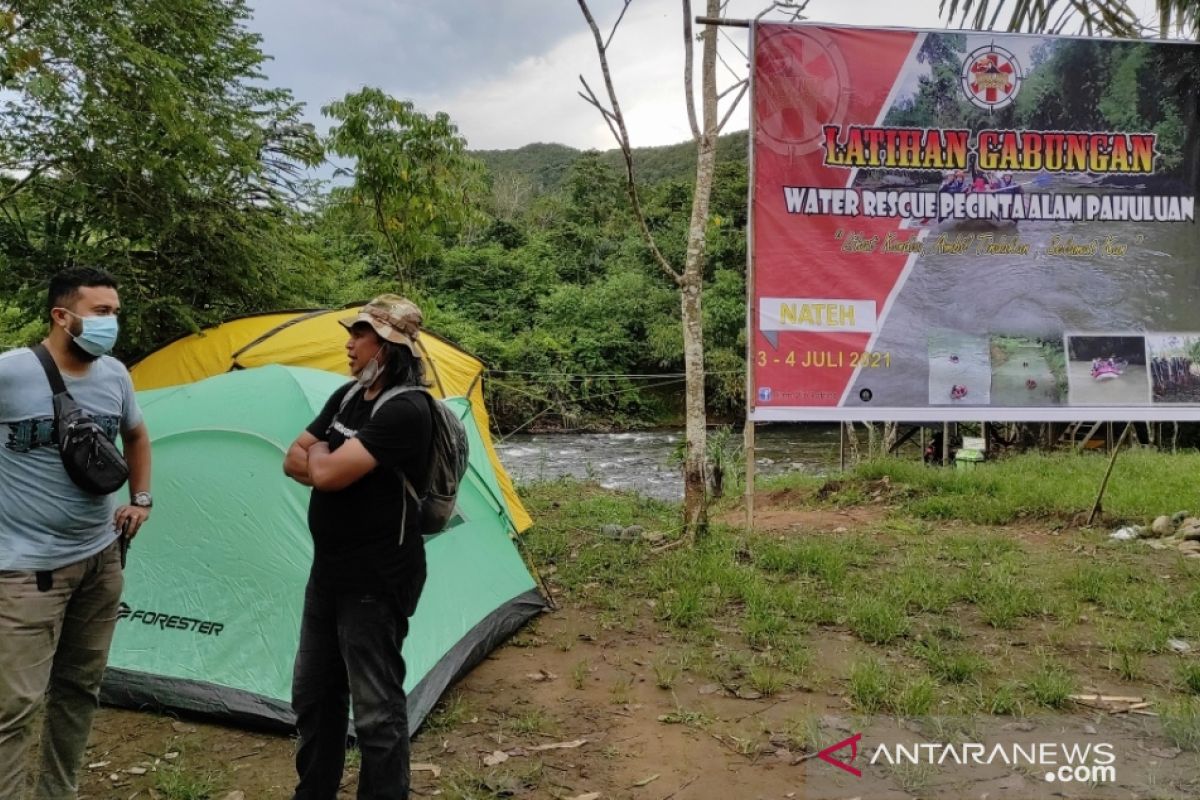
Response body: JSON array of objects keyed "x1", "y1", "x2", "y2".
[
  {"x1": 356, "y1": 348, "x2": 385, "y2": 386},
  {"x1": 60, "y1": 309, "x2": 119, "y2": 357}
]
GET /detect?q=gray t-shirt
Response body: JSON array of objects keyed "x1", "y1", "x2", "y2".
[{"x1": 0, "y1": 347, "x2": 143, "y2": 570}]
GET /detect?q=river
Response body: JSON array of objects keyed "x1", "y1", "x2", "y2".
[{"x1": 492, "y1": 424, "x2": 844, "y2": 502}]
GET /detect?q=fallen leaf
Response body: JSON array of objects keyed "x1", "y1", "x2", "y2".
[
  {"x1": 631, "y1": 774, "x2": 659, "y2": 788},
  {"x1": 529, "y1": 738, "x2": 587, "y2": 752},
  {"x1": 412, "y1": 762, "x2": 443, "y2": 778},
  {"x1": 126, "y1": 767, "x2": 148, "y2": 775},
  {"x1": 568, "y1": 793, "x2": 601, "y2": 800},
  {"x1": 88, "y1": 761, "x2": 111, "y2": 769},
  {"x1": 482, "y1": 750, "x2": 509, "y2": 767}
]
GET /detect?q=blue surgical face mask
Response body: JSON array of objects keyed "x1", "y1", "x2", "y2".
[{"x1": 60, "y1": 309, "x2": 120, "y2": 356}]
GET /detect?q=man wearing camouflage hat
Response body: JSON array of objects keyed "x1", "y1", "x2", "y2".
[{"x1": 283, "y1": 294, "x2": 433, "y2": 800}]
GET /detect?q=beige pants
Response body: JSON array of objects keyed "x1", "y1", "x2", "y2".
[{"x1": 0, "y1": 541, "x2": 123, "y2": 800}]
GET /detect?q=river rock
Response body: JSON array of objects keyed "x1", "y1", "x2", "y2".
[
  {"x1": 1172, "y1": 510, "x2": 1191, "y2": 524},
  {"x1": 599, "y1": 524, "x2": 626, "y2": 539},
  {"x1": 1150, "y1": 515, "x2": 1176, "y2": 537},
  {"x1": 1177, "y1": 520, "x2": 1200, "y2": 540},
  {"x1": 624, "y1": 525, "x2": 644, "y2": 539},
  {"x1": 1178, "y1": 540, "x2": 1200, "y2": 554}
]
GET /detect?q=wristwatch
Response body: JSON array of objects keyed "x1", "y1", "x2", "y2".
[{"x1": 132, "y1": 491, "x2": 153, "y2": 508}]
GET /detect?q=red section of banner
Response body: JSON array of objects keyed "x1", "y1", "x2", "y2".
[{"x1": 752, "y1": 24, "x2": 917, "y2": 409}]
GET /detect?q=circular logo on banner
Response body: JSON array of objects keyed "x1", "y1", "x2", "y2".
[
  {"x1": 961, "y1": 44, "x2": 1022, "y2": 110},
  {"x1": 756, "y1": 26, "x2": 853, "y2": 157}
]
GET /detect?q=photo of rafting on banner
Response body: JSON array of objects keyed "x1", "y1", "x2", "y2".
[
  {"x1": 927, "y1": 328, "x2": 989, "y2": 405},
  {"x1": 1147, "y1": 334, "x2": 1200, "y2": 403},
  {"x1": 928, "y1": 166, "x2": 1026, "y2": 232},
  {"x1": 1065, "y1": 334, "x2": 1151, "y2": 405},
  {"x1": 989, "y1": 335, "x2": 1066, "y2": 406}
]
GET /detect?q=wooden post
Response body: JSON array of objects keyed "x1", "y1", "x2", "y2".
[
  {"x1": 743, "y1": 419, "x2": 755, "y2": 533},
  {"x1": 839, "y1": 422, "x2": 846, "y2": 472},
  {"x1": 1086, "y1": 422, "x2": 1133, "y2": 526},
  {"x1": 942, "y1": 421, "x2": 950, "y2": 466}
]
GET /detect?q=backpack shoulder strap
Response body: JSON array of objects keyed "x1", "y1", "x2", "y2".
[
  {"x1": 368, "y1": 385, "x2": 428, "y2": 418},
  {"x1": 31, "y1": 344, "x2": 68, "y2": 397},
  {"x1": 365, "y1": 385, "x2": 434, "y2": 504},
  {"x1": 336, "y1": 381, "x2": 364, "y2": 414}
]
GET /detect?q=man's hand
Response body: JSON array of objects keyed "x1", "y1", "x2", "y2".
[
  {"x1": 306, "y1": 438, "x2": 377, "y2": 492},
  {"x1": 114, "y1": 504, "x2": 150, "y2": 539},
  {"x1": 284, "y1": 432, "x2": 320, "y2": 485}
]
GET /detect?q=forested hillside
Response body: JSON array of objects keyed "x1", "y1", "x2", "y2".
[{"x1": 473, "y1": 130, "x2": 749, "y2": 193}]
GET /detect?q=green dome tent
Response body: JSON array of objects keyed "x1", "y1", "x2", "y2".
[{"x1": 101, "y1": 365, "x2": 546, "y2": 731}]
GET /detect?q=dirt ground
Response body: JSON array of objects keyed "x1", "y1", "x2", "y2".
[{"x1": 63, "y1": 502, "x2": 1200, "y2": 800}]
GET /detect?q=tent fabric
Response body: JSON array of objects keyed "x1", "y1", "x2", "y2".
[
  {"x1": 128, "y1": 306, "x2": 532, "y2": 532},
  {"x1": 102, "y1": 365, "x2": 546, "y2": 731}
]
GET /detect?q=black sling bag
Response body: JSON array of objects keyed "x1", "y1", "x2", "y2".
[{"x1": 31, "y1": 344, "x2": 130, "y2": 495}]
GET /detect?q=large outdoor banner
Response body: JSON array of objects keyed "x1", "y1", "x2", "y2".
[{"x1": 749, "y1": 23, "x2": 1200, "y2": 421}]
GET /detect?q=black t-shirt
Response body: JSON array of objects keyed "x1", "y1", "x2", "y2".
[{"x1": 305, "y1": 382, "x2": 432, "y2": 595}]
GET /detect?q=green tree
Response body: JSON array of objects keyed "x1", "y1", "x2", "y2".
[
  {"x1": 0, "y1": 0, "x2": 323, "y2": 355},
  {"x1": 322, "y1": 87, "x2": 484, "y2": 292}
]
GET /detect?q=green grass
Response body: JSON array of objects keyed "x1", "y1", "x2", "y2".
[
  {"x1": 975, "y1": 575, "x2": 1041, "y2": 629},
  {"x1": 658, "y1": 699, "x2": 714, "y2": 729},
  {"x1": 424, "y1": 692, "x2": 473, "y2": 734},
  {"x1": 746, "y1": 664, "x2": 788, "y2": 697},
  {"x1": 912, "y1": 638, "x2": 986, "y2": 684},
  {"x1": 652, "y1": 655, "x2": 680, "y2": 690},
  {"x1": 154, "y1": 763, "x2": 218, "y2": 800},
  {"x1": 847, "y1": 656, "x2": 893, "y2": 713},
  {"x1": 847, "y1": 596, "x2": 910, "y2": 644},
  {"x1": 504, "y1": 707, "x2": 555, "y2": 737},
  {"x1": 1026, "y1": 659, "x2": 1076, "y2": 709},
  {"x1": 1177, "y1": 661, "x2": 1200, "y2": 695},
  {"x1": 770, "y1": 450, "x2": 1200, "y2": 524},
  {"x1": 778, "y1": 714, "x2": 823, "y2": 753},
  {"x1": 896, "y1": 675, "x2": 938, "y2": 717},
  {"x1": 571, "y1": 659, "x2": 590, "y2": 690},
  {"x1": 517, "y1": 461, "x2": 1200, "y2": 721},
  {"x1": 987, "y1": 681, "x2": 1024, "y2": 716},
  {"x1": 1159, "y1": 698, "x2": 1200, "y2": 752}
]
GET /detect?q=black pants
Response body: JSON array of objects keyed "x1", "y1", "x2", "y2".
[{"x1": 291, "y1": 574, "x2": 423, "y2": 800}]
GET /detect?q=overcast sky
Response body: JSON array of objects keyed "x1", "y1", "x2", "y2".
[{"x1": 245, "y1": 0, "x2": 1165, "y2": 152}]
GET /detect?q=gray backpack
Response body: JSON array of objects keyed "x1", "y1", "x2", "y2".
[{"x1": 338, "y1": 384, "x2": 469, "y2": 535}]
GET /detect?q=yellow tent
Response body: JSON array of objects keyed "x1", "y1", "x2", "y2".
[{"x1": 129, "y1": 307, "x2": 532, "y2": 532}]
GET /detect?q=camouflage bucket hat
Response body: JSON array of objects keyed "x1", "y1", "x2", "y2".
[{"x1": 339, "y1": 294, "x2": 424, "y2": 357}]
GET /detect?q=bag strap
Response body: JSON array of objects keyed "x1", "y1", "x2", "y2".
[
  {"x1": 366, "y1": 385, "x2": 431, "y2": 504},
  {"x1": 31, "y1": 344, "x2": 69, "y2": 397}
]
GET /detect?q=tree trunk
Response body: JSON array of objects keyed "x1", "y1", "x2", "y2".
[
  {"x1": 679, "y1": 0, "x2": 720, "y2": 539},
  {"x1": 883, "y1": 421, "x2": 898, "y2": 454}
]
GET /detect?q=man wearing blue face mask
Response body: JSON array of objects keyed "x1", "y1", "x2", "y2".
[{"x1": 0, "y1": 267, "x2": 153, "y2": 800}]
